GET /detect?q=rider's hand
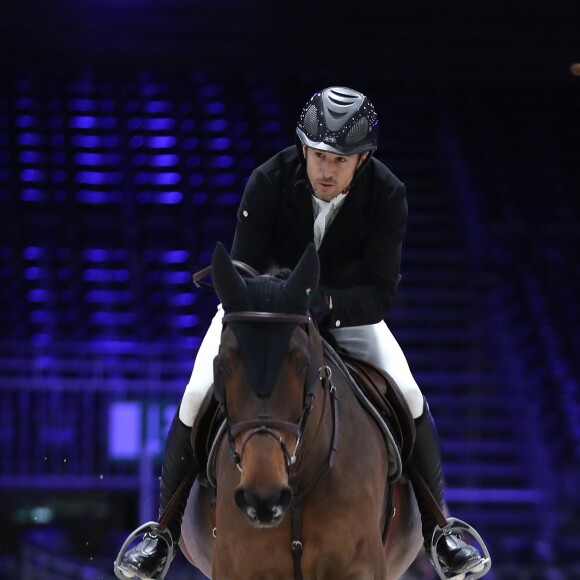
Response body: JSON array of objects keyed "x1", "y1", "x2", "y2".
[{"x1": 309, "y1": 286, "x2": 332, "y2": 327}]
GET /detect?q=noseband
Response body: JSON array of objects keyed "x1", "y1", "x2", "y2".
[{"x1": 220, "y1": 311, "x2": 327, "y2": 474}]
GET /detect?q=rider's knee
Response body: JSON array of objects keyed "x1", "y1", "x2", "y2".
[
  {"x1": 179, "y1": 387, "x2": 208, "y2": 427},
  {"x1": 402, "y1": 386, "x2": 424, "y2": 419}
]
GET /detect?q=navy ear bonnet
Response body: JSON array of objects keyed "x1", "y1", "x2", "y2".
[{"x1": 211, "y1": 243, "x2": 319, "y2": 398}]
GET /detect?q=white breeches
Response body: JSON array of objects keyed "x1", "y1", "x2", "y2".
[
  {"x1": 179, "y1": 305, "x2": 225, "y2": 426},
  {"x1": 179, "y1": 306, "x2": 424, "y2": 426},
  {"x1": 330, "y1": 322, "x2": 424, "y2": 418}
]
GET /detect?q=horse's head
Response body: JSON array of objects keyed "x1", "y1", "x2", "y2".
[{"x1": 211, "y1": 242, "x2": 323, "y2": 527}]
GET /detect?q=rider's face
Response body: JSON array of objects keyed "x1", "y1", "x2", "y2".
[{"x1": 303, "y1": 146, "x2": 368, "y2": 201}]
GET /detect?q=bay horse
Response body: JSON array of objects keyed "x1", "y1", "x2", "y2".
[{"x1": 179, "y1": 242, "x2": 423, "y2": 579}]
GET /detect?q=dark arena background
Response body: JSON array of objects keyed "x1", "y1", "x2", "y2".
[{"x1": 1, "y1": 1, "x2": 579, "y2": 578}]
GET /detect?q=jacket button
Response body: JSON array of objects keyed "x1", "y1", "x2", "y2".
[
  {"x1": 242, "y1": 210, "x2": 249, "y2": 217},
  {"x1": 335, "y1": 320, "x2": 341, "y2": 327}
]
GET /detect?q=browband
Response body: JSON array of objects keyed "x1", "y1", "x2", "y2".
[{"x1": 222, "y1": 312, "x2": 311, "y2": 325}]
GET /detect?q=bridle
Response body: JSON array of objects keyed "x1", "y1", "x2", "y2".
[
  {"x1": 216, "y1": 309, "x2": 339, "y2": 580},
  {"x1": 195, "y1": 262, "x2": 340, "y2": 580},
  {"x1": 216, "y1": 309, "x2": 338, "y2": 580},
  {"x1": 219, "y1": 311, "x2": 331, "y2": 476}
]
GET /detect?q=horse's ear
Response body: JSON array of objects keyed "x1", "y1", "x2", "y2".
[
  {"x1": 211, "y1": 242, "x2": 247, "y2": 310},
  {"x1": 283, "y1": 243, "x2": 320, "y2": 310}
]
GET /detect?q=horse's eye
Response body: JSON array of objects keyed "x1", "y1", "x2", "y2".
[
  {"x1": 215, "y1": 356, "x2": 231, "y2": 379},
  {"x1": 296, "y1": 361, "x2": 309, "y2": 376},
  {"x1": 220, "y1": 361, "x2": 231, "y2": 378}
]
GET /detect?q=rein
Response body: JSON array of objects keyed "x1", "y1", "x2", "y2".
[
  {"x1": 192, "y1": 261, "x2": 261, "y2": 291},
  {"x1": 289, "y1": 364, "x2": 338, "y2": 580}
]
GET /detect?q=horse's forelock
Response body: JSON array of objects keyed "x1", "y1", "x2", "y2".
[{"x1": 245, "y1": 276, "x2": 287, "y2": 312}]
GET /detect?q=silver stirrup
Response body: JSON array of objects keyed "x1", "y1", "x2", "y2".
[
  {"x1": 428, "y1": 517, "x2": 492, "y2": 580},
  {"x1": 113, "y1": 521, "x2": 174, "y2": 580}
]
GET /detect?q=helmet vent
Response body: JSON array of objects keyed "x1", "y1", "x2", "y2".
[
  {"x1": 304, "y1": 104, "x2": 319, "y2": 137},
  {"x1": 328, "y1": 90, "x2": 358, "y2": 105},
  {"x1": 345, "y1": 117, "x2": 369, "y2": 144}
]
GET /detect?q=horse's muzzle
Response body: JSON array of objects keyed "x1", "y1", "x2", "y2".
[{"x1": 234, "y1": 484, "x2": 293, "y2": 527}]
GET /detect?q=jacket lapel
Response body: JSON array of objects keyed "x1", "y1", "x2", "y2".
[
  {"x1": 285, "y1": 180, "x2": 316, "y2": 248},
  {"x1": 318, "y1": 184, "x2": 366, "y2": 254},
  {"x1": 283, "y1": 176, "x2": 368, "y2": 256}
]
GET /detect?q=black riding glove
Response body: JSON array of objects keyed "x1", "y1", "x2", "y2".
[{"x1": 309, "y1": 286, "x2": 331, "y2": 328}]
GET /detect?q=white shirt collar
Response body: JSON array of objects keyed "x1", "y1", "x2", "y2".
[{"x1": 311, "y1": 192, "x2": 348, "y2": 249}]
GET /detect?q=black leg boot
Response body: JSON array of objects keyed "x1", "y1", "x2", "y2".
[
  {"x1": 411, "y1": 399, "x2": 484, "y2": 577},
  {"x1": 118, "y1": 410, "x2": 197, "y2": 580}
]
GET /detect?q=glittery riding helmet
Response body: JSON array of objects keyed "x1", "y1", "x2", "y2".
[{"x1": 296, "y1": 87, "x2": 378, "y2": 157}]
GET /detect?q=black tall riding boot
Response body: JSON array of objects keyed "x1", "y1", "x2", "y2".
[
  {"x1": 118, "y1": 409, "x2": 197, "y2": 580},
  {"x1": 411, "y1": 399, "x2": 484, "y2": 577}
]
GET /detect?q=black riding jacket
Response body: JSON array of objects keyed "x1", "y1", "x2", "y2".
[{"x1": 230, "y1": 146, "x2": 407, "y2": 330}]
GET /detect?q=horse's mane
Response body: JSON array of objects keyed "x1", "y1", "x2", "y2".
[{"x1": 269, "y1": 267, "x2": 292, "y2": 281}]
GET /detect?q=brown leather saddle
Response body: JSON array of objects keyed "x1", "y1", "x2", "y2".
[{"x1": 340, "y1": 352, "x2": 416, "y2": 468}]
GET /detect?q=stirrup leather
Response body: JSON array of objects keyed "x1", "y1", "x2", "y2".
[
  {"x1": 114, "y1": 521, "x2": 174, "y2": 580},
  {"x1": 428, "y1": 517, "x2": 491, "y2": 580}
]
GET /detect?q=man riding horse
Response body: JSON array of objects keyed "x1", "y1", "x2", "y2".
[{"x1": 116, "y1": 86, "x2": 489, "y2": 579}]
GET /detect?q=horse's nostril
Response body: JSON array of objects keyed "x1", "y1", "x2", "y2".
[
  {"x1": 235, "y1": 485, "x2": 293, "y2": 523},
  {"x1": 235, "y1": 487, "x2": 252, "y2": 510},
  {"x1": 278, "y1": 486, "x2": 293, "y2": 509}
]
